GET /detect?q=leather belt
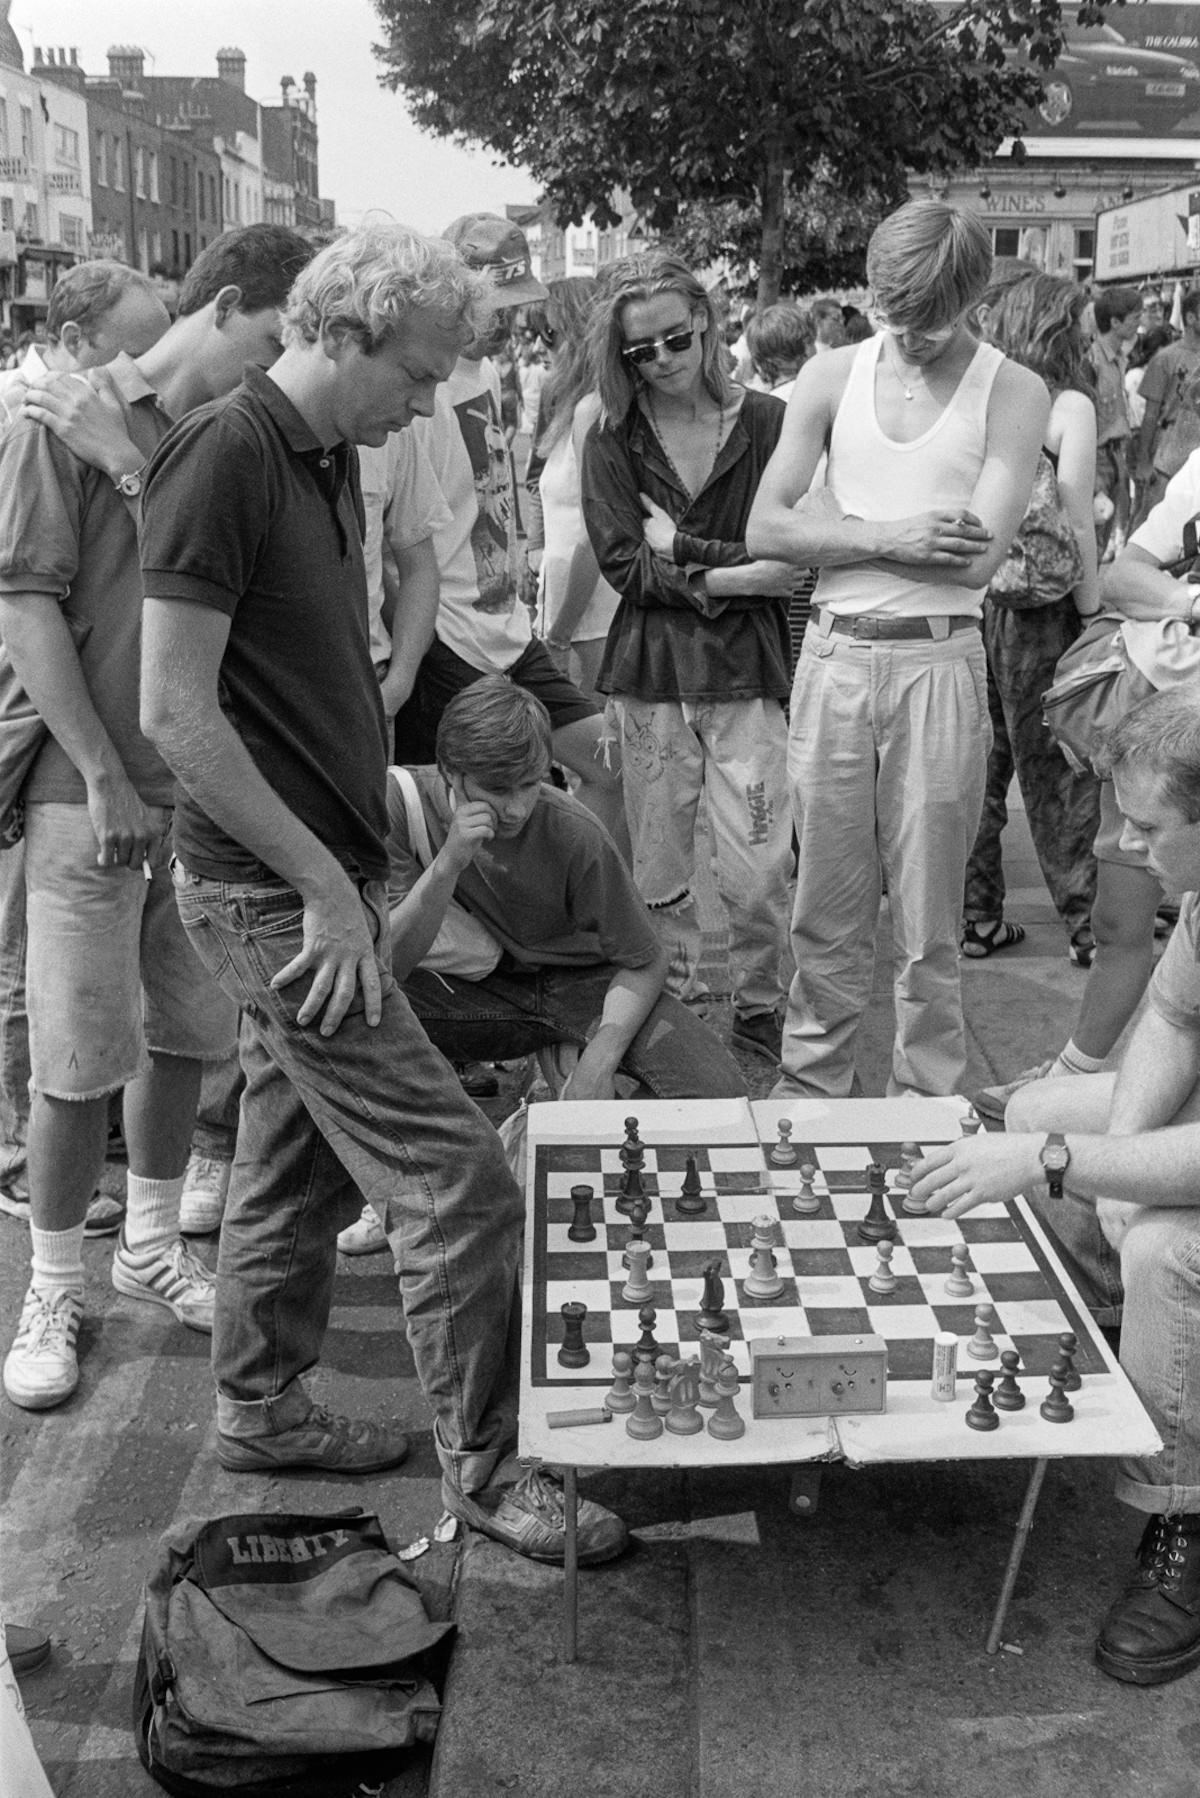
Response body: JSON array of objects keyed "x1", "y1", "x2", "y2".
[{"x1": 812, "y1": 607, "x2": 978, "y2": 641}]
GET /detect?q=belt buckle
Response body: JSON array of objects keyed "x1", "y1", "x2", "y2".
[{"x1": 850, "y1": 616, "x2": 881, "y2": 640}]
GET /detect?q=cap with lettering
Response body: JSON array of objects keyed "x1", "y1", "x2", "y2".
[{"x1": 444, "y1": 213, "x2": 548, "y2": 306}]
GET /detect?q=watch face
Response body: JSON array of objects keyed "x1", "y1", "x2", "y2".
[{"x1": 1041, "y1": 1143, "x2": 1069, "y2": 1173}]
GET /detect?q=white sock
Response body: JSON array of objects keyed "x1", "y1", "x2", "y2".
[
  {"x1": 30, "y1": 1223, "x2": 86, "y2": 1298},
  {"x1": 1051, "y1": 1041, "x2": 1106, "y2": 1079},
  {"x1": 123, "y1": 1173, "x2": 185, "y2": 1255}
]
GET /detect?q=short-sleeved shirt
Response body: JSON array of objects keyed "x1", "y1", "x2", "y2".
[
  {"x1": 1139, "y1": 341, "x2": 1200, "y2": 477},
  {"x1": 1148, "y1": 891, "x2": 1200, "y2": 1033},
  {"x1": 1089, "y1": 335, "x2": 1131, "y2": 446},
  {"x1": 0, "y1": 352, "x2": 176, "y2": 805},
  {"x1": 409, "y1": 356, "x2": 531, "y2": 675},
  {"x1": 385, "y1": 765, "x2": 660, "y2": 972},
  {"x1": 358, "y1": 430, "x2": 451, "y2": 668},
  {"x1": 1129, "y1": 450, "x2": 1200, "y2": 566},
  {"x1": 139, "y1": 364, "x2": 389, "y2": 883}
]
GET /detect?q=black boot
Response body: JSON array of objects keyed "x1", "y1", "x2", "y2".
[{"x1": 1096, "y1": 1512, "x2": 1200, "y2": 1685}]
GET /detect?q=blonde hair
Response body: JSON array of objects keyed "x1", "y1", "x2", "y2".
[
  {"x1": 867, "y1": 199, "x2": 992, "y2": 335},
  {"x1": 588, "y1": 252, "x2": 734, "y2": 425},
  {"x1": 283, "y1": 220, "x2": 494, "y2": 352}
]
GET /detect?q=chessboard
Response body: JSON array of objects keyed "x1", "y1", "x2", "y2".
[{"x1": 518, "y1": 1097, "x2": 1162, "y2": 1471}]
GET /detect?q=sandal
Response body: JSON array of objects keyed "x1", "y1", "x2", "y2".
[{"x1": 961, "y1": 919, "x2": 1026, "y2": 959}]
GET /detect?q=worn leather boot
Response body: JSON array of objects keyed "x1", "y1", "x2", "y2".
[{"x1": 1096, "y1": 1512, "x2": 1200, "y2": 1685}]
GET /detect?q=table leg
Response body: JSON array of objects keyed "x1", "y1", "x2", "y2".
[
  {"x1": 563, "y1": 1464, "x2": 578, "y2": 1663},
  {"x1": 789, "y1": 1464, "x2": 824, "y2": 1517},
  {"x1": 986, "y1": 1456, "x2": 1048, "y2": 1654}
]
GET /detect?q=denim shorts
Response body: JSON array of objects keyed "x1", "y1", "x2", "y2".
[{"x1": 24, "y1": 802, "x2": 238, "y2": 1098}]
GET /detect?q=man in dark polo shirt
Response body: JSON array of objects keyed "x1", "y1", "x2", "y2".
[{"x1": 138, "y1": 223, "x2": 628, "y2": 1567}]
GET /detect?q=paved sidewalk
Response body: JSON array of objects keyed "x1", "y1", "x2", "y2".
[{"x1": 2, "y1": 794, "x2": 1191, "y2": 1798}]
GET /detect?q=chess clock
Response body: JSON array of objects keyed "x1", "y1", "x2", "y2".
[{"x1": 750, "y1": 1334, "x2": 888, "y2": 1418}]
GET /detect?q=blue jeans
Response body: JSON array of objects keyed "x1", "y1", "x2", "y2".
[
  {"x1": 1012, "y1": 1073, "x2": 1200, "y2": 1516},
  {"x1": 173, "y1": 865, "x2": 524, "y2": 1499},
  {"x1": 404, "y1": 963, "x2": 748, "y2": 1099}
]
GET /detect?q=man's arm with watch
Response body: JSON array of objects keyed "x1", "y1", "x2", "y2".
[
  {"x1": 911, "y1": 1008, "x2": 1200, "y2": 1220},
  {"x1": 1100, "y1": 541, "x2": 1200, "y2": 624},
  {"x1": 19, "y1": 369, "x2": 146, "y2": 505}
]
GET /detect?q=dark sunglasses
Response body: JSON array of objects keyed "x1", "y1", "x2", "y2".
[
  {"x1": 621, "y1": 326, "x2": 696, "y2": 366},
  {"x1": 535, "y1": 322, "x2": 559, "y2": 349}
]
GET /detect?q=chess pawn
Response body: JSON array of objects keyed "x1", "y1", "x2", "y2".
[
  {"x1": 1057, "y1": 1331, "x2": 1082, "y2": 1393},
  {"x1": 622, "y1": 1196, "x2": 652, "y2": 1269},
  {"x1": 967, "y1": 1302, "x2": 999, "y2": 1361},
  {"x1": 993, "y1": 1349, "x2": 1025, "y2": 1412},
  {"x1": 792, "y1": 1162, "x2": 820, "y2": 1216},
  {"x1": 707, "y1": 1362, "x2": 746, "y2": 1441},
  {"x1": 961, "y1": 1107, "x2": 983, "y2": 1136},
  {"x1": 965, "y1": 1368, "x2": 1000, "y2": 1432},
  {"x1": 868, "y1": 1239, "x2": 897, "y2": 1295},
  {"x1": 651, "y1": 1354, "x2": 676, "y2": 1416},
  {"x1": 605, "y1": 1349, "x2": 636, "y2": 1414},
  {"x1": 1039, "y1": 1359, "x2": 1075, "y2": 1423},
  {"x1": 622, "y1": 1239, "x2": 653, "y2": 1305},
  {"x1": 632, "y1": 1303, "x2": 661, "y2": 1368},
  {"x1": 770, "y1": 1118, "x2": 797, "y2": 1166},
  {"x1": 898, "y1": 1143, "x2": 927, "y2": 1215},
  {"x1": 626, "y1": 1360, "x2": 664, "y2": 1439},
  {"x1": 743, "y1": 1216, "x2": 785, "y2": 1300},
  {"x1": 944, "y1": 1242, "x2": 974, "y2": 1298}
]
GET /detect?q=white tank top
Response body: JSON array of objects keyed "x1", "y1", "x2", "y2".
[{"x1": 814, "y1": 333, "x2": 1003, "y2": 618}]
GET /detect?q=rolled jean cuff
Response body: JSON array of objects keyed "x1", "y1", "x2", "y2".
[
  {"x1": 1113, "y1": 1470, "x2": 1200, "y2": 1516},
  {"x1": 216, "y1": 1378, "x2": 314, "y2": 1439},
  {"x1": 434, "y1": 1417, "x2": 514, "y2": 1501}
]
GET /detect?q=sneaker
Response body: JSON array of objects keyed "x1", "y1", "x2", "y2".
[
  {"x1": 217, "y1": 1403, "x2": 409, "y2": 1474},
  {"x1": 730, "y1": 1010, "x2": 783, "y2": 1065},
  {"x1": 337, "y1": 1200, "x2": 388, "y2": 1256},
  {"x1": 444, "y1": 1460, "x2": 629, "y2": 1566},
  {"x1": 84, "y1": 1190, "x2": 125, "y2": 1238},
  {"x1": 972, "y1": 1059, "x2": 1055, "y2": 1123},
  {"x1": 179, "y1": 1153, "x2": 231, "y2": 1235},
  {"x1": 0, "y1": 1188, "x2": 123, "y2": 1235},
  {"x1": 111, "y1": 1233, "x2": 215, "y2": 1333},
  {"x1": 3, "y1": 1285, "x2": 82, "y2": 1410}
]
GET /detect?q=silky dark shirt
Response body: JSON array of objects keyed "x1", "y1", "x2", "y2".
[
  {"x1": 140, "y1": 365, "x2": 389, "y2": 883},
  {"x1": 580, "y1": 388, "x2": 791, "y2": 704}
]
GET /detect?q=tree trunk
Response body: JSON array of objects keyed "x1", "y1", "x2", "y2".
[{"x1": 757, "y1": 137, "x2": 786, "y2": 307}]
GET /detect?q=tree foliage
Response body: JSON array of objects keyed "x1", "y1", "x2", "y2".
[
  {"x1": 372, "y1": 1, "x2": 1117, "y2": 302},
  {"x1": 666, "y1": 172, "x2": 890, "y2": 299}
]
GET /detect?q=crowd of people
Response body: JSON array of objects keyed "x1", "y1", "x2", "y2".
[{"x1": 0, "y1": 196, "x2": 1197, "y2": 1701}]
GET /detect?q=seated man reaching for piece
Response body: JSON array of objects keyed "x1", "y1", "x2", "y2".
[
  {"x1": 342, "y1": 676, "x2": 746, "y2": 1253},
  {"x1": 911, "y1": 684, "x2": 1200, "y2": 1689}
]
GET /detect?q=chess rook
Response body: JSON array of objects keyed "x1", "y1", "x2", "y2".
[
  {"x1": 568, "y1": 1184, "x2": 597, "y2": 1243},
  {"x1": 557, "y1": 1300, "x2": 590, "y2": 1369}
]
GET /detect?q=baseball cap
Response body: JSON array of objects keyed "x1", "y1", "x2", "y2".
[{"x1": 444, "y1": 214, "x2": 548, "y2": 306}]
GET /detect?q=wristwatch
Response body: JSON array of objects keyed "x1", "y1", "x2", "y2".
[
  {"x1": 112, "y1": 465, "x2": 145, "y2": 498},
  {"x1": 1039, "y1": 1132, "x2": 1070, "y2": 1200}
]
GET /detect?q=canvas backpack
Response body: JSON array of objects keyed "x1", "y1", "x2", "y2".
[{"x1": 132, "y1": 1509, "x2": 454, "y2": 1797}]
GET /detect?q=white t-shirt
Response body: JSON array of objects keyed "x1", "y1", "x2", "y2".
[
  {"x1": 357, "y1": 431, "x2": 451, "y2": 668},
  {"x1": 1130, "y1": 447, "x2": 1200, "y2": 566},
  {"x1": 411, "y1": 356, "x2": 530, "y2": 674}
]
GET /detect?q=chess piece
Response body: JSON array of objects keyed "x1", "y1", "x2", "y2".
[
  {"x1": 1057, "y1": 1331, "x2": 1081, "y2": 1393},
  {"x1": 944, "y1": 1242, "x2": 974, "y2": 1297},
  {"x1": 568, "y1": 1184, "x2": 597, "y2": 1243},
  {"x1": 632, "y1": 1303, "x2": 661, "y2": 1368},
  {"x1": 651, "y1": 1354, "x2": 676, "y2": 1416},
  {"x1": 623, "y1": 1195, "x2": 652, "y2": 1269},
  {"x1": 557, "y1": 1300, "x2": 590, "y2": 1369},
  {"x1": 967, "y1": 1302, "x2": 999, "y2": 1361},
  {"x1": 792, "y1": 1162, "x2": 820, "y2": 1216},
  {"x1": 626, "y1": 1360, "x2": 663, "y2": 1438},
  {"x1": 619, "y1": 1116, "x2": 644, "y2": 1167},
  {"x1": 622, "y1": 1239, "x2": 653, "y2": 1305},
  {"x1": 868, "y1": 1239, "x2": 897, "y2": 1295},
  {"x1": 744, "y1": 1215, "x2": 785, "y2": 1299},
  {"x1": 961, "y1": 1106, "x2": 983, "y2": 1136},
  {"x1": 893, "y1": 1141, "x2": 920, "y2": 1191},
  {"x1": 697, "y1": 1332, "x2": 726, "y2": 1407},
  {"x1": 616, "y1": 1162, "x2": 646, "y2": 1216},
  {"x1": 696, "y1": 1260, "x2": 729, "y2": 1334},
  {"x1": 965, "y1": 1368, "x2": 1000, "y2": 1431},
  {"x1": 857, "y1": 1160, "x2": 897, "y2": 1244},
  {"x1": 605, "y1": 1349, "x2": 636, "y2": 1414},
  {"x1": 993, "y1": 1349, "x2": 1025, "y2": 1412},
  {"x1": 1040, "y1": 1359, "x2": 1075, "y2": 1423},
  {"x1": 675, "y1": 1153, "x2": 706, "y2": 1217},
  {"x1": 707, "y1": 1362, "x2": 746, "y2": 1440},
  {"x1": 665, "y1": 1359, "x2": 704, "y2": 1435},
  {"x1": 770, "y1": 1118, "x2": 797, "y2": 1166}
]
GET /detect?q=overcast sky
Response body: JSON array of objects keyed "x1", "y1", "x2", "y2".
[{"x1": 15, "y1": 0, "x2": 536, "y2": 233}]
